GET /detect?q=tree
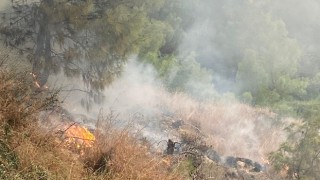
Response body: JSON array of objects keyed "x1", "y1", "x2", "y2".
[
  {"x1": 1, "y1": 0, "x2": 94, "y2": 86},
  {"x1": 0, "y1": 0, "x2": 169, "y2": 92},
  {"x1": 166, "y1": 53, "x2": 217, "y2": 100},
  {"x1": 231, "y1": 2, "x2": 307, "y2": 105}
]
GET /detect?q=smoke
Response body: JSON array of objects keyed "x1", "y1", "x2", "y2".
[
  {"x1": 266, "y1": 0, "x2": 320, "y2": 49},
  {"x1": 57, "y1": 59, "x2": 164, "y2": 117},
  {"x1": 49, "y1": 59, "x2": 177, "y2": 147},
  {"x1": 0, "y1": 0, "x2": 312, "y2": 167},
  {"x1": 47, "y1": 0, "x2": 315, "y2": 162},
  {"x1": 178, "y1": 0, "x2": 247, "y2": 92},
  {"x1": 46, "y1": 57, "x2": 287, "y2": 162},
  {"x1": 0, "y1": 1, "x2": 9, "y2": 11},
  {"x1": 177, "y1": 0, "x2": 320, "y2": 92},
  {"x1": 263, "y1": 0, "x2": 320, "y2": 77}
]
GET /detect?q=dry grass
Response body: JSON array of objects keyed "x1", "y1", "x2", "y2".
[
  {"x1": 156, "y1": 92, "x2": 288, "y2": 163},
  {"x1": 9, "y1": 124, "x2": 86, "y2": 179},
  {"x1": 0, "y1": 62, "x2": 85, "y2": 179},
  {"x1": 82, "y1": 112, "x2": 183, "y2": 180},
  {"x1": 0, "y1": 69, "x2": 55, "y2": 127},
  {"x1": 0, "y1": 62, "x2": 184, "y2": 179},
  {"x1": 90, "y1": 82, "x2": 289, "y2": 173}
]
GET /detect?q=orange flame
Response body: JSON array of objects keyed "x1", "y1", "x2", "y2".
[
  {"x1": 30, "y1": 72, "x2": 48, "y2": 89},
  {"x1": 63, "y1": 124, "x2": 95, "y2": 152}
]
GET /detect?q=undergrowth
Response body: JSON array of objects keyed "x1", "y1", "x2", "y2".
[{"x1": 0, "y1": 60, "x2": 183, "y2": 179}]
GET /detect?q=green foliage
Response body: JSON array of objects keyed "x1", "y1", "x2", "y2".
[
  {"x1": 152, "y1": 0, "x2": 196, "y2": 56},
  {"x1": 0, "y1": 0, "x2": 172, "y2": 92},
  {"x1": 0, "y1": 140, "x2": 19, "y2": 179},
  {"x1": 141, "y1": 51, "x2": 217, "y2": 100},
  {"x1": 176, "y1": 158, "x2": 197, "y2": 178},
  {"x1": 306, "y1": 73, "x2": 320, "y2": 99},
  {"x1": 237, "y1": 49, "x2": 269, "y2": 94},
  {"x1": 269, "y1": 117, "x2": 320, "y2": 179},
  {"x1": 274, "y1": 76, "x2": 308, "y2": 100},
  {"x1": 141, "y1": 52, "x2": 177, "y2": 78},
  {"x1": 21, "y1": 165, "x2": 49, "y2": 180},
  {"x1": 77, "y1": 0, "x2": 174, "y2": 91},
  {"x1": 1, "y1": 1, "x2": 320, "y2": 178},
  {"x1": 269, "y1": 100, "x2": 320, "y2": 179},
  {"x1": 241, "y1": 92, "x2": 253, "y2": 104},
  {"x1": 165, "y1": 54, "x2": 217, "y2": 100},
  {"x1": 234, "y1": 10, "x2": 305, "y2": 105}
]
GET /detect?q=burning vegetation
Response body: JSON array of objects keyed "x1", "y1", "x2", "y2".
[
  {"x1": 1, "y1": 0, "x2": 320, "y2": 178},
  {"x1": 61, "y1": 123, "x2": 95, "y2": 152},
  {"x1": 0, "y1": 62, "x2": 184, "y2": 179},
  {"x1": 0, "y1": 49, "x2": 302, "y2": 179}
]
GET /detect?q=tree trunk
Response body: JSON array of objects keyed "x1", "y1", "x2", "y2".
[{"x1": 32, "y1": 0, "x2": 53, "y2": 87}]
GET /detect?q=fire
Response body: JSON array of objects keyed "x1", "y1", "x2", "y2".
[
  {"x1": 30, "y1": 72, "x2": 48, "y2": 89},
  {"x1": 261, "y1": 157, "x2": 270, "y2": 165},
  {"x1": 62, "y1": 123, "x2": 95, "y2": 153},
  {"x1": 35, "y1": 80, "x2": 41, "y2": 88}
]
